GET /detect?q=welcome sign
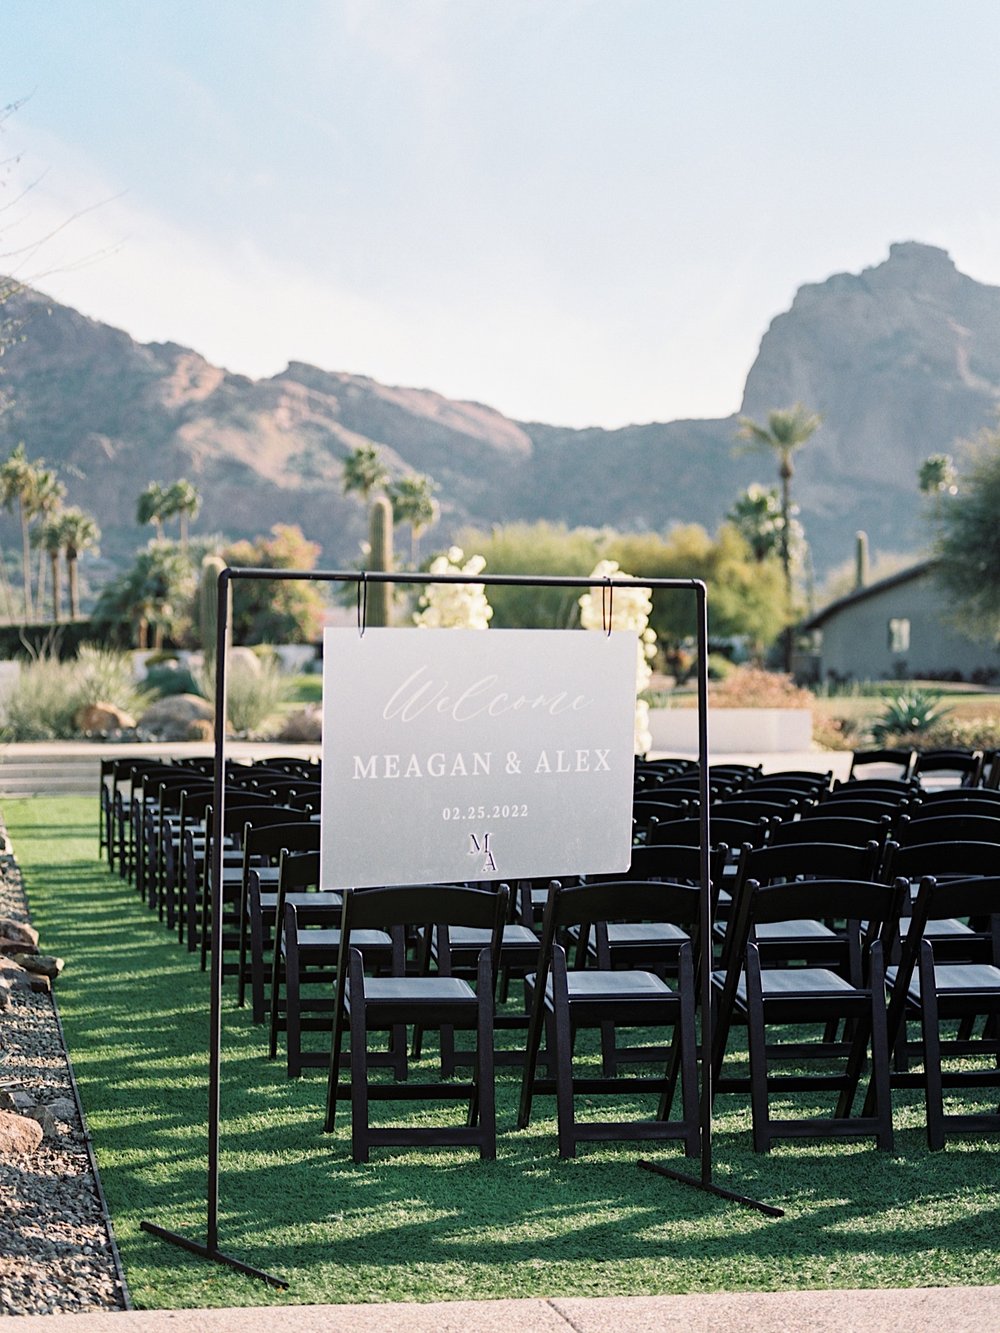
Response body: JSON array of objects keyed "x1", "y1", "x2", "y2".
[{"x1": 320, "y1": 628, "x2": 637, "y2": 888}]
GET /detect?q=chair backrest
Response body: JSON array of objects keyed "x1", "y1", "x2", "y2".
[
  {"x1": 848, "y1": 749, "x2": 917, "y2": 781},
  {"x1": 768, "y1": 814, "x2": 892, "y2": 850},
  {"x1": 543, "y1": 878, "x2": 701, "y2": 936},
  {"x1": 243, "y1": 820, "x2": 321, "y2": 862},
  {"x1": 830, "y1": 778, "x2": 919, "y2": 800},
  {"x1": 883, "y1": 839, "x2": 1000, "y2": 883},
  {"x1": 338, "y1": 881, "x2": 508, "y2": 985},
  {"x1": 905, "y1": 799, "x2": 1000, "y2": 822},
  {"x1": 895, "y1": 814, "x2": 1000, "y2": 848},
  {"x1": 809, "y1": 796, "x2": 908, "y2": 822},
  {"x1": 735, "y1": 840, "x2": 882, "y2": 894},
  {"x1": 713, "y1": 798, "x2": 797, "y2": 824},
  {"x1": 646, "y1": 815, "x2": 766, "y2": 852},
  {"x1": 917, "y1": 787, "x2": 1000, "y2": 807},
  {"x1": 593, "y1": 841, "x2": 727, "y2": 887},
  {"x1": 277, "y1": 848, "x2": 321, "y2": 890},
  {"x1": 737, "y1": 875, "x2": 905, "y2": 931},
  {"x1": 913, "y1": 748, "x2": 984, "y2": 788},
  {"x1": 748, "y1": 772, "x2": 833, "y2": 797}
]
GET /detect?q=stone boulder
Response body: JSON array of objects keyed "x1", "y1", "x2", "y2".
[
  {"x1": 0, "y1": 918, "x2": 39, "y2": 949},
  {"x1": 276, "y1": 705, "x2": 322, "y2": 743},
  {"x1": 185, "y1": 718, "x2": 215, "y2": 742},
  {"x1": 0, "y1": 937, "x2": 37, "y2": 956},
  {"x1": 11, "y1": 953, "x2": 64, "y2": 979},
  {"x1": 0, "y1": 958, "x2": 34, "y2": 991},
  {"x1": 0, "y1": 1110, "x2": 43, "y2": 1154},
  {"x1": 138, "y1": 693, "x2": 214, "y2": 741},
  {"x1": 74, "y1": 701, "x2": 137, "y2": 735}
]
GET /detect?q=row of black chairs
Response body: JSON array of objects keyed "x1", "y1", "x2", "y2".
[{"x1": 97, "y1": 751, "x2": 1000, "y2": 1163}]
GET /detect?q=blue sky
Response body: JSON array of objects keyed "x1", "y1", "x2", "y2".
[{"x1": 4, "y1": 0, "x2": 1000, "y2": 428}]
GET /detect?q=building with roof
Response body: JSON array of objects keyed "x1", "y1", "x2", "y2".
[{"x1": 801, "y1": 559, "x2": 1000, "y2": 684}]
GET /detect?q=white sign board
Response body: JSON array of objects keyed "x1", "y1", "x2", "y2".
[{"x1": 320, "y1": 628, "x2": 637, "y2": 888}]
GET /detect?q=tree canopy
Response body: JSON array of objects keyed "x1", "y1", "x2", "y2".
[{"x1": 931, "y1": 426, "x2": 1000, "y2": 639}]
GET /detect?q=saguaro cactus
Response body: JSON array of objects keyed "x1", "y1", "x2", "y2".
[
  {"x1": 367, "y1": 495, "x2": 394, "y2": 627},
  {"x1": 200, "y1": 554, "x2": 232, "y2": 660},
  {"x1": 854, "y1": 531, "x2": 869, "y2": 590}
]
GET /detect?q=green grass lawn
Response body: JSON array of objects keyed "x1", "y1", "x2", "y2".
[{"x1": 5, "y1": 796, "x2": 1000, "y2": 1309}]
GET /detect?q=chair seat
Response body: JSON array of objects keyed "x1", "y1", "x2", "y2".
[
  {"x1": 606, "y1": 922, "x2": 688, "y2": 945},
  {"x1": 449, "y1": 924, "x2": 539, "y2": 948},
  {"x1": 261, "y1": 890, "x2": 342, "y2": 911},
  {"x1": 547, "y1": 969, "x2": 673, "y2": 1001},
  {"x1": 888, "y1": 962, "x2": 1000, "y2": 1000},
  {"x1": 289, "y1": 927, "x2": 391, "y2": 952},
  {"x1": 735, "y1": 967, "x2": 856, "y2": 1003},
  {"x1": 363, "y1": 976, "x2": 476, "y2": 1003},
  {"x1": 754, "y1": 920, "x2": 838, "y2": 942}
]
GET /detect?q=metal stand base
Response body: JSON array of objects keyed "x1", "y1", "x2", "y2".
[
  {"x1": 139, "y1": 1221, "x2": 289, "y2": 1288},
  {"x1": 637, "y1": 1160, "x2": 785, "y2": 1218}
]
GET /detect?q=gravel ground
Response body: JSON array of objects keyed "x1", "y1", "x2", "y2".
[{"x1": 0, "y1": 828, "x2": 129, "y2": 1316}]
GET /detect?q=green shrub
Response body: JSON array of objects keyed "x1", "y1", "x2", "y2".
[
  {"x1": 144, "y1": 661, "x2": 201, "y2": 698},
  {"x1": 870, "y1": 690, "x2": 952, "y2": 744}
]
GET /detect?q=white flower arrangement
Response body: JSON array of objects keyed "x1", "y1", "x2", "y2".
[
  {"x1": 413, "y1": 547, "x2": 494, "y2": 629},
  {"x1": 579, "y1": 559, "x2": 658, "y2": 755}
]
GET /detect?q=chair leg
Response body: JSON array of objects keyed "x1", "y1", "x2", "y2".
[
  {"x1": 324, "y1": 960, "x2": 350, "y2": 1134},
  {"x1": 551, "y1": 950, "x2": 576, "y2": 1158},
  {"x1": 349, "y1": 953, "x2": 370, "y2": 1164},
  {"x1": 869, "y1": 965, "x2": 894, "y2": 1152},
  {"x1": 284, "y1": 916, "x2": 302, "y2": 1078},
  {"x1": 475, "y1": 949, "x2": 496, "y2": 1159},
  {"x1": 249, "y1": 899, "x2": 266, "y2": 1024},
  {"x1": 744, "y1": 950, "x2": 771, "y2": 1153},
  {"x1": 516, "y1": 972, "x2": 547, "y2": 1130},
  {"x1": 919, "y1": 949, "x2": 946, "y2": 1151},
  {"x1": 676, "y1": 947, "x2": 700, "y2": 1157}
]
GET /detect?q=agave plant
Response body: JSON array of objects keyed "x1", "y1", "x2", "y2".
[{"x1": 870, "y1": 690, "x2": 952, "y2": 744}]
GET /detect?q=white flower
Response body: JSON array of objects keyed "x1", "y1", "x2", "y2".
[{"x1": 413, "y1": 548, "x2": 494, "y2": 630}]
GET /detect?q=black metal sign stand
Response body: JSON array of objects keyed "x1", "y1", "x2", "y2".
[{"x1": 140, "y1": 565, "x2": 778, "y2": 1287}]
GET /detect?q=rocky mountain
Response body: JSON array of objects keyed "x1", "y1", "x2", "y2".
[{"x1": 1, "y1": 241, "x2": 998, "y2": 580}]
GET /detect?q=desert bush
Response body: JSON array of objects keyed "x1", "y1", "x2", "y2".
[
  {"x1": 197, "y1": 654, "x2": 290, "y2": 736},
  {"x1": 812, "y1": 713, "x2": 860, "y2": 751},
  {"x1": 2, "y1": 657, "x2": 80, "y2": 739},
  {"x1": 1, "y1": 646, "x2": 147, "y2": 740},
  {"x1": 886, "y1": 717, "x2": 1000, "y2": 752},
  {"x1": 73, "y1": 645, "x2": 148, "y2": 715},
  {"x1": 707, "y1": 666, "x2": 814, "y2": 710}
]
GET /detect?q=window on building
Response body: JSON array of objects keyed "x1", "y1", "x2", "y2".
[{"x1": 888, "y1": 618, "x2": 910, "y2": 654}]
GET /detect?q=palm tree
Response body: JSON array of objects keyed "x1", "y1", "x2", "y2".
[
  {"x1": 164, "y1": 478, "x2": 201, "y2": 548},
  {"x1": 737, "y1": 404, "x2": 821, "y2": 671},
  {"x1": 342, "y1": 443, "x2": 388, "y2": 504},
  {"x1": 28, "y1": 467, "x2": 65, "y2": 619},
  {"x1": 137, "y1": 481, "x2": 168, "y2": 540},
  {"x1": 59, "y1": 507, "x2": 101, "y2": 619},
  {"x1": 0, "y1": 443, "x2": 40, "y2": 620},
  {"x1": 388, "y1": 473, "x2": 439, "y2": 565},
  {"x1": 35, "y1": 516, "x2": 65, "y2": 622}
]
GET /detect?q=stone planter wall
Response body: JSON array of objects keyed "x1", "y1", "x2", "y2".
[{"x1": 648, "y1": 707, "x2": 813, "y2": 754}]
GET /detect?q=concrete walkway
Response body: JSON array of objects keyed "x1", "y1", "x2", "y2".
[{"x1": 13, "y1": 1286, "x2": 1000, "y2": 1331}]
